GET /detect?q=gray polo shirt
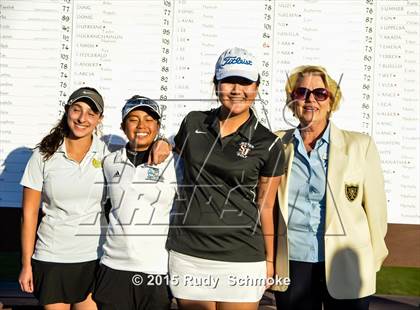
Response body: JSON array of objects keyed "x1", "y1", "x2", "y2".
[{"x1": 21, "y1": 135, "x2": 108, "y2": 263}]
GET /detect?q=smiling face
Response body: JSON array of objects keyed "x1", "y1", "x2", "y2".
[
  {"x1": 217, "y1": 76, "x2": 258, "y2": 117},
  {"x1": 66, "y1": 101, "x2": 103, "y2": 139},
  {"x1": 122, "y1": 108, "x2": 160, "y2": 151},
  {"x1": 292, "y1": 74, "x2": 331, "y2": 129}
]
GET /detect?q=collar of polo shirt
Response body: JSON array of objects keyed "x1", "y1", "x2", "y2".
[
  {"x1": 113, "y1": 147, "x2": 124, "y2": 163},
  {"x1": 204, "y1": 107, "x2": 259, "y2": 141},
  {"x1": 57, "y1": 134, "x2": 101, "y2": 156},
  {"x1": 113, "y1": 147, "x2": 132, "y2": 165}
]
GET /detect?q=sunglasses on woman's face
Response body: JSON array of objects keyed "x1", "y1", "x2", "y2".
[{"x1": 291, "y1": 87, "x2": 330, "y2": 101}]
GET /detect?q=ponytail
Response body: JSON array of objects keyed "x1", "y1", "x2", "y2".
[{"x1": 37, "y1": 109, "x2": 70, "y2": 160}]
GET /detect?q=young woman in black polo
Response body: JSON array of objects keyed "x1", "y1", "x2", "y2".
[{"x1": 158, "y1": 47, "x2": 285, "y2": 310}]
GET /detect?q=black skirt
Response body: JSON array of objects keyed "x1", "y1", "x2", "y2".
[
  {"x1": 93, "y1": 264, "x2": 171, "y2": 310},
  {"x1": 32, "y1": 258, "x2": 99, "y2": 305}
]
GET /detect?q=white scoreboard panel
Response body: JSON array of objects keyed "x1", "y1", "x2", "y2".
[{"x1": 0, "y1": 0, "x2": 419, "y2": 224}]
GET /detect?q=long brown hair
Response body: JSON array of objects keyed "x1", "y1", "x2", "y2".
[
  {"x1": 37, "y1": 87, "x2": 104, "y2": 160},
  {"x1": 37, "y1": 106, "x2": 70, "y2": 160}
]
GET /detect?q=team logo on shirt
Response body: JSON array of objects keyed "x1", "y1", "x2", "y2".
[
  {"x1": 236, "y1": 142, "x2": 254, "y2": 158},
  {"x1": 92, "y1": 158, "x2": 102, "y2": 168},
  {"x1": 345, "y1": 184, "x2": 359, "y2": 202},
  {"x1": 145, "y1": 166, "x2": 160, "y2": 181}
]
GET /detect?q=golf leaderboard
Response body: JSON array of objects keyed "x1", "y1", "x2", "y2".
[{"x1": 0, "y1": 0, "x2": 418, "y2": 224}]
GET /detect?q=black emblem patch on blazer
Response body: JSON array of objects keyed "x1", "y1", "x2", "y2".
[{"x1": 345, "y1": 184, "x2": 359, "y2": 202}]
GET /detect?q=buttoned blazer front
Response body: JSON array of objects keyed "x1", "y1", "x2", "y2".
[{"x1": 271, "y1": 122, "x2": 388, "y2": 299}]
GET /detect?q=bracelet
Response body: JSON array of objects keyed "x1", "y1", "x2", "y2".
[{"x1": 266, "y1": 260, "x2": 274, "y2": 263}]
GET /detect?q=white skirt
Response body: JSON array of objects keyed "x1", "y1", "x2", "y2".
[{"x1": 168, "y1": 250, "x2": 267, "y2": 302}]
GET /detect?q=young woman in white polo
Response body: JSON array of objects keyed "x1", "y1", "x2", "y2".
[
  {"x1": 18, "y1": 87, "x2": 108, "y2": 309},
  {"x1": 93, "y1": 96, "x2": 180, "y2": 310}
]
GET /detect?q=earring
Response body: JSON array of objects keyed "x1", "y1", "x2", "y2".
[{"x1": 96, "y1": 123, "x2": 103, "y2": 136}]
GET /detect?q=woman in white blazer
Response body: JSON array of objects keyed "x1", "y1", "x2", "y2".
[{"x1": 271, "y1": 65, "x2": 388, "y2": 310}]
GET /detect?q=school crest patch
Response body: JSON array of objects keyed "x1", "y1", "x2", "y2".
[
  {"x1": 237, "y1": 142, "x2": 254, "y2": 158},
  {"x1": 145, "y1": 166, "x2": 160, "y2": 181},
  {"x1": 92, "y1": 158, "x2": 102, "y2": 168},
  {"x1": 345, "y1": 184, "x2": 359, "y2": 202}
]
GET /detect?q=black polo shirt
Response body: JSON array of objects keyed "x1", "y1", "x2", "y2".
[{"x1": 167, "y1": 108, "x2": 285, "y2": 262}]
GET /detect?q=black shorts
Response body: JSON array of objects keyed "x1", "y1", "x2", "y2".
[
  {"x1": 93, "y1": 264, "x2": 171, "y2": 310},
  {"x1": 31, "y1": 258, "x2": 99, "y2": 305}
]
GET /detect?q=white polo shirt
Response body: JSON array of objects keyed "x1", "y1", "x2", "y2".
[
  {"x1": 20, "y1": 134, "x2": 108, "y2": 263},
  {"x1": 100, "y1": 148, "x2": 179, "y2": 275}
]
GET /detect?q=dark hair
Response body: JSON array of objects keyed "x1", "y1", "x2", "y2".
[
  {"x1": 37, "y1": 87, "x2": 104, "y2": 160},
  {"x1": 212, "y1": 74, "x2": 261, "y2": 87},
  {"x1": 37, "y1": 106, "x2": 70, "y2": 160}
]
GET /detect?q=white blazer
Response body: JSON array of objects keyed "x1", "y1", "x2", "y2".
[{"x1": 271, "y1": 122, "x2": 388, "y2": 299}]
